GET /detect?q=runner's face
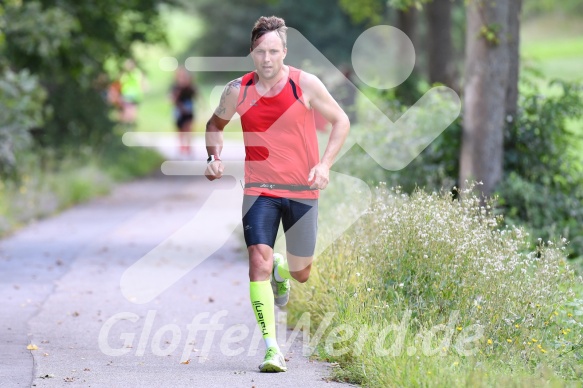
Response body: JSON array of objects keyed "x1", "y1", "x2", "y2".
[{"x1": 251, "y1": 31, "x2": 287, "y2": 80}]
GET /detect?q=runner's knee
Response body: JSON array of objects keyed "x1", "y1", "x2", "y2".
[{"x1": 248, "y1": 245, "x2": 273, "y2": 280}]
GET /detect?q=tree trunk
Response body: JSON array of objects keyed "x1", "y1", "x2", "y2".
[
  {"x1": 460, "y1": 0, "x2": 513, "y2": 197},
  {"x1": 397, "y1": 6, "x2": 418, "y2": 62},
  {"x1": 395, "y1": 7, "x2": 421, "y2": 104},
  {"x1": 426, "y1": 0, "x2": 453, "y2": 87},
  {"x1": 505, "y1": 0, "x2": 522, "y2": 121}
]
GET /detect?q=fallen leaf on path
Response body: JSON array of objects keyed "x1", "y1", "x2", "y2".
[
  {"x1": 72, "y1": 311, "x2": 80, "y2": 317},
  {"x1": 43, "y1": 353, "x2": 49, "y2": 357},
  {"x1": 180, "y1": 359, "x2": 190, "y2": 364},
  {"x1": 27, "y1": 344, "x2": 38, "y2": 350}
]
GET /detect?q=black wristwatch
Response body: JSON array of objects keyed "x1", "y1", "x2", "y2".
[{"x1": 207, "y1": 155, "x2": 221, "y2": 164}]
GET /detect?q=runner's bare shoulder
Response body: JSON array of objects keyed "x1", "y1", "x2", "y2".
[{"x1": 299, "y1": 71, "x2": 327, "y2": 110}]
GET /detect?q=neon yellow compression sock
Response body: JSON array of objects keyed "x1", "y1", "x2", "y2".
[{"x1": 250, "y1": 280, "x2": 278, "y2": 350}]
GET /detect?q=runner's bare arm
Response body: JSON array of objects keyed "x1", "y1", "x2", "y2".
[
  {"x1": 205, "y1": 78, "x2": 242, "y2": 181},
  {"x1": 206, "y1": 78, "x2": 242, "y2": 155},
  {"x1": 300, "y1": 72, "x2": 350, "y2": 189}
]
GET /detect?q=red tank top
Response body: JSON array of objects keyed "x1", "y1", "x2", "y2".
[{"x1": 236, "y1": 66, "x2": 319, "y2": 199}]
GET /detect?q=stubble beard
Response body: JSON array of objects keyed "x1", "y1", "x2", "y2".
[{"x1": 258, "y1": 63, "x2": 281, "y2": 81}]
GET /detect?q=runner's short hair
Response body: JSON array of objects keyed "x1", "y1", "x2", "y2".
[{"x1": 251, "y1": 16, "x2": 287, "y2": 50}]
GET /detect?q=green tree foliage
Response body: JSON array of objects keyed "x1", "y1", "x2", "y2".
[
  {"x1": 339, "y1": 0, "x2": 430, "y2": 25},
  {"x1": 338, "y1": 0, "x2": 386, "y2": 25},
  {"x1": 1, "y1": 0, "x2": 169, "y2": 149}
]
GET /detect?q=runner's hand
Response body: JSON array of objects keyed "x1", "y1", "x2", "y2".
[
  {"x1": 308, "y1": 163, "x2": 329, "y2": 190},
  {"x1": 205, "y1": 160, "x2": 224, "y2": 181}
]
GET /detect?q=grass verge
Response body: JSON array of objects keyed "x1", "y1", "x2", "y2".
[
  {"x1": 287, "y1": 185, "x2": 583, "y2": 387},
  {"x1": 0, "y1": 135, "x2": 164, "y2": 237}
]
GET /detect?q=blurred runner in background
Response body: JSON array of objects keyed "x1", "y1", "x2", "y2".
[
  {"x1": 170, "y1": 67, "x2": 198, "y2": 157},
  {"x1": 119, "y1": 59, "x2": 147, "y2": 126}
]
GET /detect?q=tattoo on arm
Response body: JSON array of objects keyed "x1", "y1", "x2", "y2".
[
  {"x1": 225, "y1": 79, "x2": 241, "y2": 95},
  {"x1": 215, "y1": 93, "x2": 226, "y2": 116},
  {"x1": 214, "y1": 79, "x2": 241, "y2": 117}
]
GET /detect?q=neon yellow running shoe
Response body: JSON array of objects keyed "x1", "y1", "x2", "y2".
[
  {"x1": 271, "y1": 253, "x2": 290, "y2": 307},
  {"x1": 259, "y1": 346, "x2": 287, "y2": 372}
]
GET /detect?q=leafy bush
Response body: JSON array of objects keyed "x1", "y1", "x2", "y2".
[
  {"x1": 500, "y1": 79, "x2": 583, "y2": 260},
  {"x1": 289, "y1": 186, "x2": 583, "y2": 386},
  {"x1": 0, "y1": 67, "x2": 47, "y2": 174},
  {"x1": 334, "y1": 87, "x2": 462, "y2": 193},
  {"x1": 497, "y1": 173, "x2": 583, "y2": 263},
  {"x1": 504, "y1": 80, "x2": 583, "y2": 188}
]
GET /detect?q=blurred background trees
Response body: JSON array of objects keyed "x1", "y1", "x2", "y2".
[
  {"x1": 180, "y1": 0, "x2": 369, "y2": 83},
  {"x1": 0, "y1": 0, "x2": 169, "y2": 229},
  {"x1": 328, "y1": 0, "x2": 583, "y2": 262},
  {"x1": 0, "y1": 0, "x2": 168, "y2": 164}
]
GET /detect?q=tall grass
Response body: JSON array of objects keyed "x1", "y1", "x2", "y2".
[{"x1": 288, "y1": 184, "x2": 583, "y2": 387}]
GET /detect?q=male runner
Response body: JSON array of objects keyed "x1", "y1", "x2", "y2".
[{"x1": 204, "y1": 16, "x2": 349, "y2": 372}]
